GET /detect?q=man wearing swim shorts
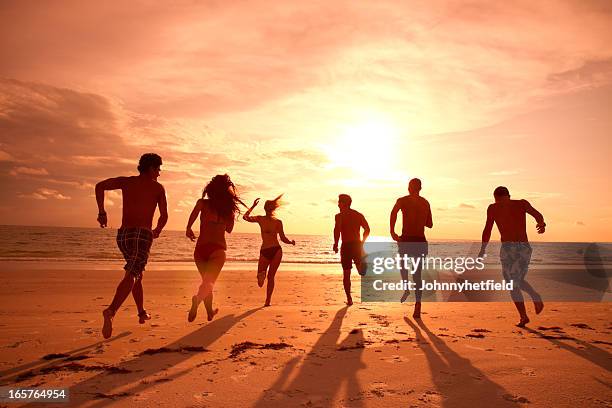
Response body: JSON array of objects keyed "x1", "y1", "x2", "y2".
[
  {"x1": 479, "y1": 186, "x2": 546, "y2": 327},
  {"x1": 95, "y1": 153, "x2": 168, "y2": 338},
  {"x1": 333, "y1": 194, "x2": 370, "y2": 306},
  {"x1": 390, "y1": 178, "x2": 433, "y2": 318}
]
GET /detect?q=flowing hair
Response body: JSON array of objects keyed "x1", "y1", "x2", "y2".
[
  {"x1": 264, "y1": 194, "x2": 284, "y2": 215},
  {"x1": 202, "y1": 174, "x2": 245, "y2": 220}
]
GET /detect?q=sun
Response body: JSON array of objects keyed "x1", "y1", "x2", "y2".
[{"x1": 325, "y1": 117, "x2": 399, "y2": 178}]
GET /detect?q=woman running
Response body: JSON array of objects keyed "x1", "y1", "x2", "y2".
[
  {"x1": 186, "y1": 174, "x2": 243, "y2": 322},
  {"x1": 243, "y1": 195, "x2": 295, "y2": 306}
]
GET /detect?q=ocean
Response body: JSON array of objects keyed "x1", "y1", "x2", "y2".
[{"x1": 0, "y1": 225, "x2": 610, "y2": 267}]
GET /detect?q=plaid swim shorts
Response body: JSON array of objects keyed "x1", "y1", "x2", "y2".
[{"x1": 116, "y1": 227, "x2": 154, "y2": 279}]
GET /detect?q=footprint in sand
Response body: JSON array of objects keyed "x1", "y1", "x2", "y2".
[
  {"x1": 381, "y1": 355, "x2": 407, "y2": 363},
  {"x1": 418, "y1": 390, "x2": 443, "y2": 406},
  {"x1": 521, "y1": 367, "x2": 536, "y2": 377},
  {"x1": 193, "y1": 391, "x2": 214, "y2": 399}
]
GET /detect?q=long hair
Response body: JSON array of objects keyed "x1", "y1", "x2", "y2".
[
  {"x1": 202, "y1": 174, "x2": 244, "y2": 220},
  {"x1": 264, "y1": 194, "x2": 284, "y2": 215}
]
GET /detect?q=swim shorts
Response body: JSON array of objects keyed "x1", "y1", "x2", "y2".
[{"x1": 116, "y1": 227, "x2": 154, "y2": 279}]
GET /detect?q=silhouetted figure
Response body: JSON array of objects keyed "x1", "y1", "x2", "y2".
[
  {"x1": 186, "y1": 174, "x2": 243, "y2": 322},
  {"x1": 333, "y1": 194, "x2": 370, "y2": 306},
  {"x1": 243, "y1": 195, "x2": 296, "y2": 307},
  {"x1": 478, "y1": 186, "x2": 546, "y2": 327},
  {"x1": 95, "y1": 153, "x2": 168, "y2": 339},
  {"x1": 390, "y1": 178, "x2": 433, "y2": 318}
]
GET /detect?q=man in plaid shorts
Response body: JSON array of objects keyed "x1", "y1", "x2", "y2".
[
  {"x1": 479, "y1": 186, "x2": 546, "y2": 328},
  {"x1": 95, "y1": 153, "x2": 168, "y2": 338}
]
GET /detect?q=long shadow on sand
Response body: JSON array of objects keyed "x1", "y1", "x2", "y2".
[
  {"x1": 406, "y1": 318, "x2": 524, "y2": 407},
  {"x1": 254, "y1": 306, "x2": 366, "y2": 407},
  {"x1": 525, "y1": 327, "x2": 611, "y2": 372},
  {"x1": 0, "y1": 331, "x2": 132, "y2": 384},
  {"x1": 22, "y1": 308, "x2": 260, "y2": 407}
]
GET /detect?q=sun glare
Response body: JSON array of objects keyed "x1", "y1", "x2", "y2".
[{"x1": 325, "y1": 117, "x2": 400, "y2": 178}]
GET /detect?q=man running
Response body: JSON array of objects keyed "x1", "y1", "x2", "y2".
[
  {"x1": 478, "y1": 186, "x2": 545, "y2": 327},
  {"x1": 390, "y1": 178, "x2": 433, "y2": 318},
  {"x1": 95, "y1": 153, "x2": 168, "y2": 338},
  {"x1": 333, "y1": 194, "x2": 370, "y2": 306}
]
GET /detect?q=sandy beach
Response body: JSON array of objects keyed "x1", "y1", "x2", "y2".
[{"x1": 0, "y1": 261, "x2": 610, "y2": 407}]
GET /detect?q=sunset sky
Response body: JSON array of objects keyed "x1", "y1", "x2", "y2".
[{"x1": 0, "y1": 1, "x2": 610, "y2": 241}]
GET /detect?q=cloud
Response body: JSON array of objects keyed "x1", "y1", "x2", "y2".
[
  {"x1": 9, "y1": 166, "x2": 49, "y2": 176},
  {"x1": 18, "y1": 188, "x2": 70, "y2": 200},
  {"x1": 548, "y1": 58, "x2": 612, "y2": 90},
  {"x1": 0, "y1": 2, "x2": 610, "y2": 238},
  {"x1": 459, "y1": 203, "x2": 475, "y2": 209},
  {"x1": 0, "y1": 150, "x2": 12, "y2": 161},
  {"x1": 277, "y1": 150, "x2": 328, "y2": 165},
  {"x1": 576, "y1": 221, "x2": 586, "y2": 226}
]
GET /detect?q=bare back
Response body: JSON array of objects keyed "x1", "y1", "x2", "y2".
[
  {"x1": 121, "y1": 176, "x2": 164, "y2": 229},
  {"x1": 490, "y1": 199, "x2": 529, "y2": 242},
  {"x1": 256, "y1": 216, "x2": 282, "y2": 249},
  {"x1": 198, "y1": 200, "x2": 232, "y2": 249},
  {"x1": 396, "y1": 195, "x2": 432, "y2": 238},
  {"x1": 336, "y1": 209, "x2": 366, "y2": 243}
]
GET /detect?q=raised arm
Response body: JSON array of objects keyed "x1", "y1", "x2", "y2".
[
  {"x1": 153, "y1": 185, "x2": 168, "y2": 238},
  {"x1": 94, "y1": 177, "x2": 127, "y2": 228},
  {"x1": 278, "y1": 220, "x2": 295, "y2": 245},
  {"x1": 361, "y1": 214, "x2": 370, "y2": 243},
  {"x1": 333, "y1": 214, "x2": 341, "y2": 253},
  {"x1": 389, "y1": 200, "x2": 400, "y2": 241},
  {"x1": 185, "y1": 199, "x2": 204, "y2": 241},
  {"x1": 242, "y1": 198, "x2": 260, "y2": 222},
  {"x1": 478, "y1": 204, "x2": 495, "y2": 257},
  {"x1": 524, "y1": 200, "x2": 546, "y2": 233}
]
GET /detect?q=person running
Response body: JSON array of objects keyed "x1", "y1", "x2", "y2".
[
  {"x1": 243, "y1": 195, "x2": 296, "y2": 306},
  {"x1": 96, "y1": 153, "x2": 168, "y2": 339},
  {"x1": 186, "y1": 174, "x2": 243, "y2": 322},
  {"x1": 390, "y1": 178, "x2": 433, "y2": 318},
  {"x1": 478, "y1": 186, "x2": 546, "y2": 327},
  {"x1": 333, "y1": 194, "x2": 370, "y2": 306}
]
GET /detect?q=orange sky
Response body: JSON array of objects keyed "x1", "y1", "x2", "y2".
[{"x1": 0, "y1": 1, "x2": 611, "y2": 241}]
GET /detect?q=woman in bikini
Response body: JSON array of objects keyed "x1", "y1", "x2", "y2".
[
  {"x1": 243, "y1": 195, "x2": 295, "y2": 306},
  {"x1": 186, "y1": 174, "x2": 243, "y2": 322}
]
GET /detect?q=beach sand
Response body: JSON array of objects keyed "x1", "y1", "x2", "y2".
[{"x1": 0, "y1": 261, "x2": 610, "y2": 407}]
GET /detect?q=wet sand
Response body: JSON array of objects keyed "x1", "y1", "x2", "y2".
[{"x1": 0, "y1": 262, "x2": 610, "y2": 407}]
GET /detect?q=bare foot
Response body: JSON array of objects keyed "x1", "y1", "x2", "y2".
[
  {"x1": 516, "y1": 316, "x2": 530, "y2": 328},
  {"x1": 138, "y1": 310, "x2": 151, "y2": 324},
  {"x1": 102, "y1": 308, "x2": 114, "y2": 339},
  {"x1": 412, "y1": 302, "x2": 421, "y2": 319},
  {"x1": 346, "y1": 297, "x2": 353, "y2": 306},
  {"x1": 264, "y1": 302, "x2": 271, "y2": 307},
  {"x1": 188, "y1": 296, "x2": 199, "y2": 322},
  {"x1": 357, "y1": 263, "x2": 367, "y2": 276},
  {"x1": 400, "y1": 290, "x2": 410, "y2": 303},
  {"x1": 534, "y1": 300, "x2": 544, "y2": 314},
  {"x1": 207, "y1": 308, "x2": 219, "y2": 321}
]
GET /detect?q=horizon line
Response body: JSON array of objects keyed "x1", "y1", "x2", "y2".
[{"x1": 0, "y1": 224, "x2": 609, "y2": 244}]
